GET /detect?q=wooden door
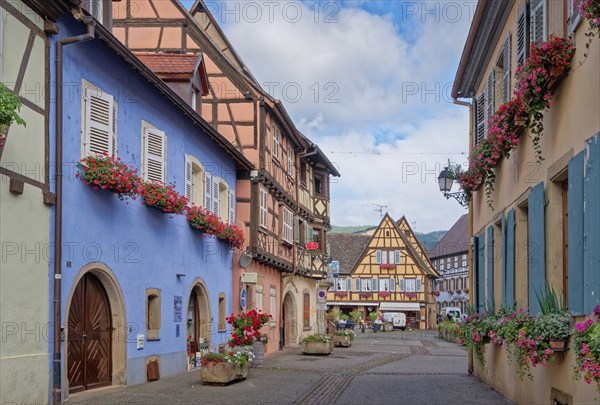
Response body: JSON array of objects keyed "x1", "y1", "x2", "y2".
[{"x1": 67, "y1": 273, "x2": 112, "y2": 393}]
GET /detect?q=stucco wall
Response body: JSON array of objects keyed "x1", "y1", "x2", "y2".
[
  {"x1": 54, "y1": 14, "x2": 237, "y2": 393},
  {"x1": 0, "y1": 1, "x2": 50, "y2": 403}
]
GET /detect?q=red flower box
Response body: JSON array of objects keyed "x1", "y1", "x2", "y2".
[
  {"x1": 77, "y1": 153, "x2": 140, "y2": 199},
  {"x1": 139, "y1": 180, "x2": 188, "y2": 215},
  {"x1": 380, "y1": 264, "x2": 396, "y2": 269}
]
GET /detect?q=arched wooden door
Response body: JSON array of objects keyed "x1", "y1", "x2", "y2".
[{"x1": 67, "y1": 273, "x2": 112, "y2": 393}]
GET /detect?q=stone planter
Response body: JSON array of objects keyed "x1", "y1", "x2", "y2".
[
  {"x1": 201, "y1": 362, "x2": 249, "y2": 385},
  {"x1": 383, "y1": 323, "x2": 394, "y2": 332},
  {"x1": 301, "y1": 340, "x2": 333, "y2": 355},
  {"x1": 333, "y1": 335, "x2": 352, "y2": 347}
]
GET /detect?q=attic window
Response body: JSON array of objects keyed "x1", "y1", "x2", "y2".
[{"x1": 385, "y1": 230, "x2": 390, "y2": 237}]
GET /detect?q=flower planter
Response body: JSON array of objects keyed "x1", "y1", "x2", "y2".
[
  {"x1": 201, "y1": 362, "x2": 249, "y2": 385},
  {"x1": 333, "y1": 335, "x2": 352, "y2": 347},
  {"x1": 301, "y1": 340, "x2": 333, "y2": 355},
  {"x1": 251, "y1": 341, "x2": 265, "y2": 368},
  {"x1": 549, "y1": 339, "x2": 568, "y2": 350}
]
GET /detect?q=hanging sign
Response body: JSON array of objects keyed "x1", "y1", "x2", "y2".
[
  {"x1": 241, "y1": 272, "x2": 258, "y2": 284},
  {"x1": 306, "y1": 242, "x2": 319, "y2": 250},
  {"x1": 240, "y1": 288, "x2": 247, "y2": 311}
]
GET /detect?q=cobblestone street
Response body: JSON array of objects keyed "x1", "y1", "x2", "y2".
[{"x1": 68, "y1": 330, "x2": 512, "y2": 405}]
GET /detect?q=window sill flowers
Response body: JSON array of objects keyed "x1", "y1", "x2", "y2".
[
  {"x1": 458, "y1": 36, "x2": 575, "y2": 207},
  {"x1": 573, "y1": 306, "x2": 600, "y2": 389},
  {"x1": 139, "y1": 180, "x2": 188, "y2": 215},
  {"x1": 77, "y1": 153, "x2": 140, "y2": 200},
  {"x1": 187, "y1": 206, "x2": 245, "y2": 249},
  {"x1": 576, "y1": 0, "x2": 600, "y2": 35}
]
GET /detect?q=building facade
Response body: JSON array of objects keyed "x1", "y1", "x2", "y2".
[
  {"x1": 452, "y1": 0, "x2": 600, "y2": 403},
  {"x1": 428, "y1": 214, "x2": 469, "y2": 317},
  {"x1": 0, "y1": 1, "x2": 72, "y2": 403},
  {"x1": 111, "y1": 0, "x2": 339, "y2": 351},
  {"x1": 327, "y1": 214, "x2": 439, "y2": 329}
]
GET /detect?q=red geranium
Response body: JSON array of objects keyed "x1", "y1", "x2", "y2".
[{"x1": 77, "y1": 153, "x2": 140, "y2": 200}]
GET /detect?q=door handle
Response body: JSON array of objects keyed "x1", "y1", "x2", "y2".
[{"x1": 82, "y1": 334, "x2": 87, "y2": 340}]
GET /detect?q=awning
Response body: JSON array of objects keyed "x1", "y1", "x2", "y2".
[
  {"x1": 379, "y1": 302, "x2": 421, "y2": 311},
  {"x1": 327, "y1": 302, "x2": 379, "y2": 307}
]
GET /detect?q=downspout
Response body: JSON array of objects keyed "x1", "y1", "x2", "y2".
[
  {"x1": 53, "y1": 16, "x2": 96, "y2": 405},
  {"x1": 453, "y1": 98, "x2": 473, "y2": 375}
]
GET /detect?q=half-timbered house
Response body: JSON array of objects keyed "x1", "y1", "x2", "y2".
[
  {"x1": 328, "y1": 214, "x2": 439, "y2": 329},
  {"x1": 111, "y1": 0, "x2": 339, "y2": 350}
]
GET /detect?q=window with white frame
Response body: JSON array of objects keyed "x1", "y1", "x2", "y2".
[
  {"x1": 259, "y1": 188, "x2": 268, "y2": 228},
  {"x1": 83, "y1": 84, "x2": 118, "y2": 158},
  {"x1": 282, "y1": 206, "x2": 293, "y2": 243},
  {"x1": 462, "y1": 254, "x2": 467, "y2": 268},
  {"x1": 405, "y1": 278, "x2": 416, "y2": 292},
  {"x1": 569, "y1": 0, "x2": 582, "y2": 32},
  {"x1": 454, "y1": 256, "x2": 459, "y2": 269},
  {"x1": 185, "y1": 155, "x2": 204, "y2": 206},
  {"x1": 335, "y1": 278, "x2": 347, "y2": 292},
  {"x1": 269, "y1": 287, "x2": 277, "y2": 325},
  {"x1": 142, "y1": 126, "x2": 166, "y2": 183},
  {"x1": 272, "y1": 126, "x2": 280, "y2": 160},
  {"x1": 379, "y1": 279, "x2": 391, "y2": 292},
  {"x1": 256, "y1": 284, "x2": 263, "y2": 311},
  {"x1": 530, "y1": 0, "x2": 547, "y2": 45},
  {"x1": 287, "y1": 146, "x2": 295, "y2": 177},
  {"x1": 361, "y1": 279, "x2": 371, "y2": 291}
]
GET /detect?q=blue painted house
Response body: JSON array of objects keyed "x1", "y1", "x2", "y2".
[{"x1": 48, "y1": 6, "x2": 252, "y2": 400}]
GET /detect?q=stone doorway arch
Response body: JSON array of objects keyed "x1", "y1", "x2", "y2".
[
  {"x1": 186, "y1": 279, "x2": 212, "y2": 369},
  {"x1": 64, "y1": 263, "x2": 127, "y2": 397},
  {"x1": 282, "y1": 292, "x2": 298, "y2": 346}
]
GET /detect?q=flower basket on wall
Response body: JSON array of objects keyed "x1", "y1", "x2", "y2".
[
  {"x1": 333, "y1": 292, "x2": 348, "y2": 299},
  {"x1": 405, "y1": 292, "x2": 417, "y2": 300},
  {"x1": 379, "y1": 291, "x2": 391, "y2": 298},
  {"x1": 77, "y1": 154, "x2": 140, "y2": 200},
  {"x1": 380, "y1": 264, "x2": 395, "y2": 269},
  {"x1": 139, "y1": 180, "x2": 187, "y2": 214},
  {"x1": 359, "y1": 292, "x2": 373, "y2": 299}
]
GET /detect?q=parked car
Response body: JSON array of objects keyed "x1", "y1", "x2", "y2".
[
  {"x1": 381, "y1": 312, "x2": 407, "y2": 330},
  {"x1": 440, "y1": 307, "x2": 463, "y2": 322}
]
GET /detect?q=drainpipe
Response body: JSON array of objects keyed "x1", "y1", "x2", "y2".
[
  {"x1": 453, "y1": 98, "x2": 473, "y2": 375},
  {"x1": 53, "y1": 16, "x2": 96, "y2": 405}
]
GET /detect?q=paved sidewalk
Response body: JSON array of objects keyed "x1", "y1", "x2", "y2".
[{"x1": 68, "y1": 330, "x2": 512, "y2": 405}]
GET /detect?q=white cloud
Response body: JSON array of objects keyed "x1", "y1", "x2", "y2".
[{"x1": 208, "y1": 0, "x2": 473, "y2": 231}]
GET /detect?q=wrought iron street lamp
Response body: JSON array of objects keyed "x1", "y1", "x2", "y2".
[{"x1": 438, "y1": 168, "x2": 468, "y2": 206}]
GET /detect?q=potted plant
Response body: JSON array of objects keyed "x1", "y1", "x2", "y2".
[
  {"x1": 573, "y1": 306, "x2": 600, "y2": 389},
  {"x1": 139, "y1": 180, "x2": 188, "y2": 214},
  {"x1": 200, "y1": 349, "x2": 254, "y2": 385},
  {"x1": 226, "y1": 310, "x2": 272, "y2": 368},
  {"x1": 531, "y1": 313, "x2": 570, "y2": 349},
  {"x1": 333, "y1": 330, "x2": 354, "y2": 347},
  {"x1": 77, "y1": 154, "x2": 140, "y2": 200},
  {"x1": 0, "y1": 82, "x2": 26, "y2": 150},
  {"x1": 301, "y1": 334, "x2": 332, "y2": 355}
]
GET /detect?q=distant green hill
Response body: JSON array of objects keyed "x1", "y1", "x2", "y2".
[{"x1": 330, "y1": 225, "x2": 446, "y2": 252}]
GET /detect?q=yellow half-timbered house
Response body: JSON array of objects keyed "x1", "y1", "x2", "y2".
[{"x1": 327, "y1": 214, "x2": 439, "y2": 329}]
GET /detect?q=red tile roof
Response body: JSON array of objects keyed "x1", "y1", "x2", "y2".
[{"x1": 135, "y1": 53, "x2": 199, "y2": 75}]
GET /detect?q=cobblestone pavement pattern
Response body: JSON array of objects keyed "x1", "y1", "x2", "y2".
[{"x1": 69, "y1": 330, "x2": 513, "y2": 405}]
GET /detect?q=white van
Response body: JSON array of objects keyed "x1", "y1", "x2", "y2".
[
  {"x1": 440, "y1": 307, "x2": 463, "y2": 322},
  {"x1": 382, "y1": 312, "x2": 407, "y2": 330}
]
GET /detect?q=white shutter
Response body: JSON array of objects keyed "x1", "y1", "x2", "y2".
[
  {"x1": 416, "y1": 279, "x2": 422, "y2": 292},
  {"x1": 228, "y1": 189, "x2": 235, "y2": 224},
  {"x1": 375, "y1": 250, "x2": 382, "y2": 264},
  {"x1": 112, "y1": 103, "x2": 118, "y2": 157},
  {"x1": 213, "y1": 178, "x2": 220, "y2": 216},
  {"x1": 399, "y1": 278, "x2": 405, "y2": 292},
  {"x1": 85, "y1": 87, "x2": 114, "y2": 156},
  {"x1": 516, "y1": 5, "x2": 528, "y2": 66},
  {"x1": 390, "y1": 277, "x2": 395, "y2": 291},
  {"x1": 475, "y1": 92, "x2": 486, "y2": 144},
  {"x1": 487, "y1": 70, "x2": 495, "y2": 120},
  {"x1": 502, "y1": 35, "x2": 511, "y2": 104},
  {"x1": 204, "y1": 172, "x2": 212, "y2": 210},
  {"x1": 142, "y1": 128, "x2": 166, "y2": 182},
  {"x1": 185, "y1": 155, "x2": 193, "y2": 204},
  {"x1": 259, "y1": 189, "x2": 267, "y2": 228},
  {"x1": 530, "y1": 0, "x2": 546, "y2": 44},
  {"x1": 394, "y1": 250, "x2": 401, "y2": 264},
  {"x1": 282, "y1": 207, "x2": 293, "y2": 243},
  {"x1": 273, "y1": 127, "x2": 280, "y2": 159}
]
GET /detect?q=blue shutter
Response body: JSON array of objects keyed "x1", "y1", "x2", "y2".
[
  {"x1": 355, "y1": 279, "x2": 361, "y2": 292},
  {"x1": 416, "y1": 279, "x2": 422, "y2": 292},
  {"x1": 568, "y1": 151, "x2": 584, "y2": 315},
  {"x1": 472, "y1": 236, "x2": 479, "y2": 311},
  {"x1": 372, "y1": 278, "x2": 379, "y2": 292},
  {"x1": 528, "y1": 182, "x2": 546, "y2": 315},
  {"x1": 399, "y1": 278, "x2": 405, "y2": 292},
  {"x1": 501, "y1": 214, "x2": 507, "y2": 306},
  {"x1": 477, "y1": 233, "x2": 486, "y2": 312},
  {"x1": 390, "y1": 277, "x2": 395, "y2": 291},
  {"x1": 375, "y1": 250, "x2": 382, "y2": 264},
  {"x1": 584, "y1": 135, "x2": 600, "y2": 312},
  {"x1": 505, "y1": 209, "x2": 516, "y2": 309},
  {"x1": 487, "y1": 225, "x2": 494, "y2": 307},
  {"x1": 346, "y1": 278, "x2": 352, "y2": 292}
]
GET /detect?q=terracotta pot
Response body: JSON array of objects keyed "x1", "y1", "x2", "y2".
[{"x1": 549, "y1": 339, "x2": 567, "y2": 350}]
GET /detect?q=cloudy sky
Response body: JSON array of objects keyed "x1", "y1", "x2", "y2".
[{"x1": 184, "y1": 0, "x2": 475, "y2": 232}]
